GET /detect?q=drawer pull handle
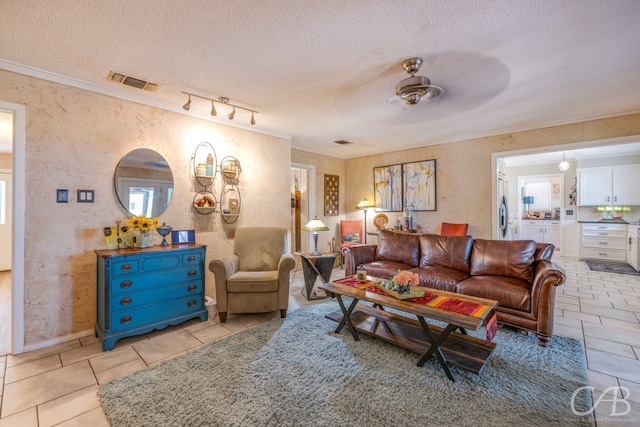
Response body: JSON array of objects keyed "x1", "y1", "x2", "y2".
[
  {"x1": 188, "y1": 270, "x2": 197, "y2": 277},
  {"x1": 120, "y1": 315, "x2": 132, "y2": 324},
  {"x1": 121, "y1": 264, "x2": 132, "y2": 271},
  {"x1": 598, "y1": 242, "x2": 608, "y2": 245},
  {"x1": 598, "y1": 233, "x2": 608, "y2": 235},
  {"x1": 120, "y1": 280, "x2": 132, "y2": 288},
  {"x1": 598, "y1": 253, "x2": 608, "y2": 256},
  {"x1": 188, "y1": 256, "x2": 196, "y2": 262},
  {"x1": 187, "y1": 300, "x2": 197, "y2": 307},
  {"x1": 120, "y1": 297, "x2": 132, "y2": 305},
  {"x1": 187, "y1": 284, "x2": 197, "y2": 292}
]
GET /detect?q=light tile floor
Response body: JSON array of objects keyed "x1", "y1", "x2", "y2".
[{"x1": 1, "y1": 256, "x2": 640, "y2": 426}]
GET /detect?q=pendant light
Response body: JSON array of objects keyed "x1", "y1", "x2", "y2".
[{"x1": 559, "y1": 152, "x2": 570, "y2": 171}]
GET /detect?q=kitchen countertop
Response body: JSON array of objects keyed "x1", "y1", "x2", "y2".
[{"x1": 578, "y1": 220, "x2": 629, "y2": 224}]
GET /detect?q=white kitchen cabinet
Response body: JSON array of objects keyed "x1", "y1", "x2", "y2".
[
  {"x1": 578, "y1": 165, "x2": 640, "y2": 206},
  {"x1": 627, "y1": 226, "x2": 639, "y2": 270},
  {"x1": 580, "y1": 223, "x2": 627, "y2": 262},
  {"x1": 521, "y1": 220, "x2": 561, "y2": 251}
]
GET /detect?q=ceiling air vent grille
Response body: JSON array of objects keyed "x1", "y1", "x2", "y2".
[{"x1": 107, "y1": 71, "x2": 158, "y2": 92}]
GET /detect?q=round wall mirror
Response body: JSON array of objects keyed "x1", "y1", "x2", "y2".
[{"x1": 114, "y1": 148, "x2": 174, "y2": 217}]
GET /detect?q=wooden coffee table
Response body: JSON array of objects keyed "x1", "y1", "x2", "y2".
[{"x1": 319, "y1": 276, "x2": 498, "y2": 381}]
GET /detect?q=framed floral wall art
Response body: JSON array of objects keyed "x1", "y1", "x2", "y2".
[
  {"x1": 374, "y1": 164, "x2": 403, "y2": 211},
  {"x1": 402, "y1": 159, "x2": 437, "y2": 211}
]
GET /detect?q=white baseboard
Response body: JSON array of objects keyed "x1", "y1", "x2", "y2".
[{"x1": 23, "y1": 328, "x2": 95, "y2": 354}]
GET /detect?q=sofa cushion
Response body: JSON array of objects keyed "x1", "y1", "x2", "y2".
[
  {"x1": 419, "y1": 234, "x2": 473, "y2": 274},
  {"x1": 456, "y1": 275, "x2": 531, "y2": 311},
  {"x1": 359, "y1": 260, "x2": 414, "y2": 280},
  {"x1": 375, "y1": 230, "x2": 420, "y2": 267},
  {"x1": 470, "y1": 239, "x2": 536, "y2": 282},
  {"x1": 409, "y1": 266, "x2": 469, "y2": 292},
  {"x1": 227, "y1": 271, "x2": 279, "y2": 292}
]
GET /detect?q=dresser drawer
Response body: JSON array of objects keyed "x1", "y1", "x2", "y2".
[
  {"x1": 110, "y1": 266, "x2": 202, "y2": 295},
  {"x1": 112, "y1": 259, "x2": 140, "y2": 276},
  {"x1": 183, "y1": 251, "x2": 203, "y2": 265},
  {"x1": 110, "y1": 280, "x2": 203, "y2": 311},
  {"x1": 581, "y1": 236, "x2": 627, "y2": 250},
  {"x1": 581, "y1": 247, "x2": 627, "y2": 262},
  {"x1": 140, "y1": 254, "x2": 181, "y2": 272},
  {"x1": 109, "y1": 295, "x2": 205, "y2": 333}
]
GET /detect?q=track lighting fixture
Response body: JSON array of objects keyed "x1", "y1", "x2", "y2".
[
  {"x1": 182, "y1": 94, "x2": 191, "y2": 111},
  {"x1": 180, "y1": 92, "x2": 257, "y2": 125}
]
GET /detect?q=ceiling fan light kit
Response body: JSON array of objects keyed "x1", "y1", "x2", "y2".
[{"x1": 395, "y1": 57, "x2": 443, "y2": 105}]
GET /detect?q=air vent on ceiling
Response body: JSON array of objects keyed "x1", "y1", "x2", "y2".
[
  {"x1": 334, "y1": 140, "x2": 352, "y2": 145},
  {"x1": 107, "y1": 71, "x2": 158, "y2": 92}
]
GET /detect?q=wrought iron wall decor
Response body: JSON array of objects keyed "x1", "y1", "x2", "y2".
[{"x1": 324, "y1": 174, "x2": 339, "y2": 216}]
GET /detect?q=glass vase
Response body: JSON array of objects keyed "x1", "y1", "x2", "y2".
[{"x1": 137, "y1": 230, "x2": 153, "y2": 248}]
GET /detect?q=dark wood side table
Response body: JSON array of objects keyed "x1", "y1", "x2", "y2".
[{"x1": 300, "y1": 253, "x2": 336, "y2": 300}]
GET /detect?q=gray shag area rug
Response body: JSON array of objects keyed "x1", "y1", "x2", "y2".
[
  {"x1": 586, "y1": 260, "x2": 640, "y2": 276},
  {"x1": 99, "y1": 301, "x2": 594, "y2": 427}
]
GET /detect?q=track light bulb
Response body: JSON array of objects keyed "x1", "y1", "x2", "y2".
[
  {"x1": 210, "y1": 101, "x2": 217, "y2": 116},
  {"x1": 182, "y1": 94, "x2": 191, "y2": 111},
  {"x1": 228, "y1": 107, "x2": 235, "y2": 120},
  {"x1": 250, "y1": 112, "x2": 255, "y2": 125}
]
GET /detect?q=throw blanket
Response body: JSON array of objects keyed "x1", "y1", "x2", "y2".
[{"x1": 333, "y1": 276, "x2": 497, "y2": 343}]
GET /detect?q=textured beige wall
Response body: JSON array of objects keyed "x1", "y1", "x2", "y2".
[
  {"x1": 291, "y1": 150, "x2": 346, "y2": 253},
  {"x1": 0, "y1": 153, "x2": 12, "y2": 169},
  {"x1": 1, "y1": 69, "x2": 291, "y2": 346},
  {"x1": 344, "y1": 114, "x2": 640, "y2": 240}
]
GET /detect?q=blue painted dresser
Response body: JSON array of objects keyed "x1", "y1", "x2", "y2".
[{"x1": 95, "y1": 244, "x2": 208, "y2": 351}]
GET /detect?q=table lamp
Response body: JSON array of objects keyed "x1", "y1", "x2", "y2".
[
  {"x1": 355, "y1": 197, "x2": 375, "y2": 244},
  {"x1": 304, "y1": 217, "x2": 329, "y2": 255},
  {"x1": 523, "y1": 196, "x2": 534, "y2": 218}
]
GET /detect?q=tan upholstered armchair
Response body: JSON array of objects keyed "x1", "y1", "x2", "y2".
[{"x1": 209, "y1": 227, "x2": 295, "y2": 323}]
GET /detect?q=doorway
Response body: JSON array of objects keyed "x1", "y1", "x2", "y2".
[
  {"x1": 290, "y1": 163, "x2": 316, "y2": 267},
  {"x1": 0, "y1": 101, "x2": 26, "y2": 356},
  {"x1": 0, "y1": 113, "x2": 12, "y2": 355}
]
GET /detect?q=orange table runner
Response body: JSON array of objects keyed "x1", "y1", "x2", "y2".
[{"x1": 332, "y1": 276, "x2": 497, "y2": 343}]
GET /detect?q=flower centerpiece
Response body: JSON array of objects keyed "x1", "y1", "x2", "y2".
[
  {"x1": 376, "y1": 270, "x2": 424, "y2": 299},
  {"x1": 129, "y1": 215, "x2": 159, "y2": 248}
]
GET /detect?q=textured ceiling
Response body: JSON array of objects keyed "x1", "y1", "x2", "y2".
[{"x1": 1, "y1": 0, "x2": 640, "y2": 158}]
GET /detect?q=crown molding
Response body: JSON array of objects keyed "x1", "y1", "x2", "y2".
[{"x1": 0, "y1": 58, "x2": 291, "y2": 141}]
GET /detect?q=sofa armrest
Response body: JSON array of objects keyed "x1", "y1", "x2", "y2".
[
  {"x1": 342, "y1": 244, "x2": 377, "y2": 276},
  {"x1": 208, "y1": 255, "x2": 239, "y2": 312},
  {"x1": 278, "y1": 254, "x2": 296, "y2": 308},
  {"x1": 530, "y1": 259, "x2": 566, "y2": 335}
]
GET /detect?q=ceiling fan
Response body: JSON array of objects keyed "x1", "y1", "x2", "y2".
[{"x1": 395, "y1": 57, "x2": 444, "y2": 105}]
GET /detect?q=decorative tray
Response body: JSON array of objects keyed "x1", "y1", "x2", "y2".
[
  {"x1": 374, "y1": 282, "x2": 424, "y2": 300},
  {"x1": 373, "y1": 213, "x2": 389, "y2": 229}
]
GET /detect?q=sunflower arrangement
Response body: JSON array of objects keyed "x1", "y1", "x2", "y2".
[{"x1": 128, "y1": 215, "x2": 159, "y2": 232}]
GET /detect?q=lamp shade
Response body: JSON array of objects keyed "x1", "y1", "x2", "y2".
[
  {"x1": 304, "y1": 217, "x2": 329, "y2": 231},
  {"x1": 523, "y1": 196, "x2": 534, "y2": 205},
  {"x1": 355, "y1": 198, "x2": 374, "y2": 210}
]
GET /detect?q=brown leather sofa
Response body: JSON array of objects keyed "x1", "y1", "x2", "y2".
[{"x1": 342, "y1": 230, "x2": 566, "y2": 346}]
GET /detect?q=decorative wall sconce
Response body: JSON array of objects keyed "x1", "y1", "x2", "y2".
[{"x1": 181, "y1": 92, "x2": 258, "y2": 125}]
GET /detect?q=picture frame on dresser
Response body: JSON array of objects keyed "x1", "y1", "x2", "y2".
[
  {"x1": 402, "y1": 159, "x2": 437, "y2": 211},
  {"x1": 374, "y1": 164, "x2": 403, "y2": 212}
]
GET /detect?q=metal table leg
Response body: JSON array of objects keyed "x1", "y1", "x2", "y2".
[
  {"x1": 416, "y1": 317, "x2": 457, "y2": 381},
  {"x1": 334, "y1": 295, "x2": 360, "y2": 341}
]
